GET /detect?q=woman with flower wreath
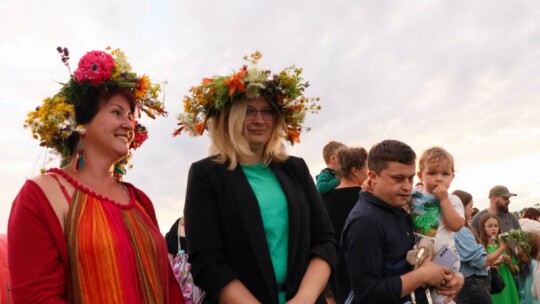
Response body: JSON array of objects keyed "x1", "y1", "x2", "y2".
[
  {"x1": 176, "y1": 52, "x2": 337, "y2": 304},
  {"x1": 8, "y1": 47, "x2": 184, "y2": 304}
]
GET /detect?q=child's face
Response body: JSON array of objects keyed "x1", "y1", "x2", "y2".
[
  {"x1": 484, "y1": 218, "x2": 500, "y2": 237},
  {"x1": 417, "y1": 160, "x2": 454, "y2": 194}
]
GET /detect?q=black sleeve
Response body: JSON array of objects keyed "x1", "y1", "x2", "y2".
[{"x1": 164, "y1": 218, "x2": 180, "y2": 255}]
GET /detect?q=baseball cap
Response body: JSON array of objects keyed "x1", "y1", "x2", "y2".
[{"x1": 489, "y1": 185, "x2": 517, "y2": 198}]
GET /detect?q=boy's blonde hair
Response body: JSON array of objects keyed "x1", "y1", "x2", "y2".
[
  {"x1": 322, "y1": 141, "x2": 346, "y2": 164},
  {"x1": 418, "y1": 147, "x2": 455, "y2": 173},
  {"x1": 208, "y1": 98, "x2": 288, "y2": 170}
]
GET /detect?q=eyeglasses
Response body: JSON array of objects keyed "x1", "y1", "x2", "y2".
[{"x1": 245, "y1": 108, "x2": 275, "y2": 121}]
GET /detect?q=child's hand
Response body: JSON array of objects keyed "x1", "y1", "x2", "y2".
[{"x1": 432, "y1": 184, "x2": 449, "y2": 201}]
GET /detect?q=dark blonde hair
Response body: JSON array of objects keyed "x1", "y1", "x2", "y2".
[
  {"x1": 418, "y1": 146, "x2": 455, "y2": 173},
  {"x1": 522, "y1": 208, "x2": 540, "y2": 220},
  {"x1": 207, "y1": 97, "x2": 288, "y2": 170},
  {"x1": 322, "y1": 141, "x2": 346, "y2": 164},
  {"x1": 478, "y1": 213, "x2": 500, "y2": 248},
  {"x1": 453, "y1": 189, "x2": 481, "y2": 243},
  {"x1": 336, "y1": 147, "x2": 368, "y2": 179}
]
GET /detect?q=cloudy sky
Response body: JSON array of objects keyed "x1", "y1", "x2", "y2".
[{"x1": 1, "y1": 0, "x2": 539, "y2": 234}]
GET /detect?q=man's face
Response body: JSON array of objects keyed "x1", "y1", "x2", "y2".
[
  {"x1": 494, "y1": 196, "x2": 510, "y2": 213},
  {"x1": 370, "y1": 161, "x2": 416, "y2": 208}
]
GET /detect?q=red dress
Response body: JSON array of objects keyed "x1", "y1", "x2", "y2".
[{"x1": 8, "y1": 170, "x2": 184, "y2": 304}]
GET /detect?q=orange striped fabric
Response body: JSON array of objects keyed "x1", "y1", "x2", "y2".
[{"x1": 65, "y1": 189, "x2": 170, "y2": 303}]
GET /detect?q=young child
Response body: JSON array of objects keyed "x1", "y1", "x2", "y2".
[
  {"x1": 316, "y1": 141, "x2": 346, "y2": 195},
  {"x1": 478, "y1": 214, "x2": 519, "y2": 304},
  {"x1": 410, "y1": 147, "x2": 465, "y2": 304}
]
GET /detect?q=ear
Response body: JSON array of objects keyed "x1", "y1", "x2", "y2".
[
  {"x1": 416, "y1": 170, "x2": 423, "y2": 181},
  {"x1": 367, "y1": 170, "x2": 377, "y2": 180}
]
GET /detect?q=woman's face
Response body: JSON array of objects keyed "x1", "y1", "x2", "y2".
[
  {"x1": 243, "y1": 96, "x2": 275, "y2": 151},
  {"x1": 484, "y1": 218, "x2": 500, "y2": 237},
  {"x1": 84, "y1": 94, "x2": 134, "y2": 160},
  {"x1": 353, "y1": 165, "x2": 368, "y2": 186}
]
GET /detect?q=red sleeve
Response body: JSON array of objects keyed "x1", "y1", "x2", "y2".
[{"x1": 8, "y1": 180, "x2": 69, "y2": 304}]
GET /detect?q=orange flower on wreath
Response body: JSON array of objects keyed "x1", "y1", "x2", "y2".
[
  {"x1": 195, "y1": 121, "x2": 205, "y2": 135},
  {"x1": 287, "y1": 128, "x2": 301, "y2": 143},
  {"x1": 223, "y1": 67, "x2": 247, "y2": 96},
  {"x1": 135, "y1": 75, "x2": 150, "y2": 98}
]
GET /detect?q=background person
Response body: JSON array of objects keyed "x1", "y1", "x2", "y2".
[
  {"x1": 316, "y1": 141, "x2": 347, "y2": 195},
  {"x1": 342, "y1": 139, "x2": 464, "y2": 304},
  {"x1": 472, "y1": 185, "x2": 520, "y2": 234},
  {"x1": 321, "y1": 146, "x2": 368, "y2": 303},
  {"x1": 8, "y1": 47, "x2": 183, "y2": 303},
  {"x1": 165, "y1": 217, "x2": 188, "y2": 262},
  {"x1": 453, "y1": 189, "x2": 507, "y2": 304},
  {"x1": 411, "y1": 146, "x2": 465, "y2": 303},
  {"x1": 176, "y1": 52, "x2": 337, "y2": 304},
  {"x1": 478, "y1": 214, "x2": 520, "y2": 303}
]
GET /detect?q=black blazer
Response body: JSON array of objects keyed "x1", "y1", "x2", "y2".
[{"x1": 184, "y1": 156, "x2": 337, "y2": 304}]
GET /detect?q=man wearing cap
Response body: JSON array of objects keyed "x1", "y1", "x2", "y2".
[{"x1": 471, "y1": 185, "x2": 520, "y2": 233}]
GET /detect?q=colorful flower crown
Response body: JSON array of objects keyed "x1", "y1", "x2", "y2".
[
  {"x1": 25, "y1": 46, "x2": 165, "y2": 177},
  {"x1": 174, "y1": 51, "x2": 321, "y2": 144}
]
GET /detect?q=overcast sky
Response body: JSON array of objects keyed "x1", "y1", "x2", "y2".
[{"x1": 1, "y1": 0, "x2": 539, "y2": 234}]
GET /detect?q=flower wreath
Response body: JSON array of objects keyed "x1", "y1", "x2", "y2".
[
  {"x1": 25, "y1": 46, "x2": 164, "y2": 178},
  {"x1": 174, "y1": 51, "x2": 321, "y2": 144}
]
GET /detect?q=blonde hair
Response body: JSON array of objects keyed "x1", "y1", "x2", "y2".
[
  {"x1": 208, "y1": 98, "x2": 288, "y2": 170},
  {"x1": 322, "y1": 141, "x2": 346, "y2": 164},
  {"x1": 418, "y1": 146, "x2": 455, "y2": 173}
]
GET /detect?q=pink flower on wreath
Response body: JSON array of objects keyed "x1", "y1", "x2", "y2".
[
  {"x1": 130, "y1": 122, "x2": 148, "y2": 150},
  {"x1": 73, "y1": 51, "x2": 115, "y2": 86}
]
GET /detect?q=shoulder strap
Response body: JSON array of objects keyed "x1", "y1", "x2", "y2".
[
  {"x1": 48, "y1": 173, "x2": 72, "y2": 203},
  {"x1": 177, "y1": 217, "x2": 183, "y2": 252}
]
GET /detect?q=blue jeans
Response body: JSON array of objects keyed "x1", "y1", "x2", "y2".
[{"x1": 456, "y1": 274, "x2": 493, "y2": 304}]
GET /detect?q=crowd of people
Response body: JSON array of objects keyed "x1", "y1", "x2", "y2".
[{"x1": 3, "y1": 48, "x2": 540, "y2": 304}]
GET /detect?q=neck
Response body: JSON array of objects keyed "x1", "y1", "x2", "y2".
[
  {"x1": 240, "y1": 146, "x2": 265, "y2": 165},
  {"x1": 336, "y1": 177, "x2": 361, "y2": 189},
  {"x1": 64, "y1": 157, "x2": 117, "y2": 187}
]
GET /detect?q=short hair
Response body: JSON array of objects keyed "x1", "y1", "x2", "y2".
[
  {"x1": 67, "y1": 87, "x2": 136, "y2": 156},
  {"x1": 522, "y1": 208, "x2": 540, "y2": 220},
  {"x1": 207, "y1": 97, "x2": 287, "y2": 170},
  {"x1": 418, "y1": 146, "x2": 455, "y2": 173},
  {"x1": 322, "y1": 141, "x2": 346, "y2": 164},
  {"x1": 336, "y1": 147, "x2": 368, "y2": 179},
  {"x1": 367, "y1": 139, "x2": 416, "y2": 174}
]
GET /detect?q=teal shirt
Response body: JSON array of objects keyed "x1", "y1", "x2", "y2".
[{"x1": 242, "y1": 163, "x2": 289, "y2": 304}]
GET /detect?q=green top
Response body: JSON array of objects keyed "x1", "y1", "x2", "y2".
[
  {"x1": 242, "y1": 162, "x2": 289, "y2": 304},
  {"x1": 316, "y1": 168, "x2": 339, "y2": 195},
  {"x1": 487, "y1": 244, "x2": 519, "y2": 304}
]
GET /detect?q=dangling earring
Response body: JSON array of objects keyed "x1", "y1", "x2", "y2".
[
  {"x1": 74, "y1": 126, "x2": 86, "y2": 172},
  {"x1": 75, "y1": 139, "x2": 84, "y2": 172}
]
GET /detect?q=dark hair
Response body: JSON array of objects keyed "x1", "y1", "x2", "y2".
[
  {"x1": 522, "y1": 208, "x2": 540, "y2": 221},
  {"x1": 66, "y1": 87, "x2": 136, "y2": 155},
  {"x1": 453, "y1": 189, "x2": 482, "y2": 243},
  {"x1": 453, "y1": 190, "x2": 473, "y2": 208},
  {"x1": 367, "y1": 139, "x2": 416, "y2": 174},
  {"x1": 336, "y1": 147, "x2": 368, "y2": 179}
]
